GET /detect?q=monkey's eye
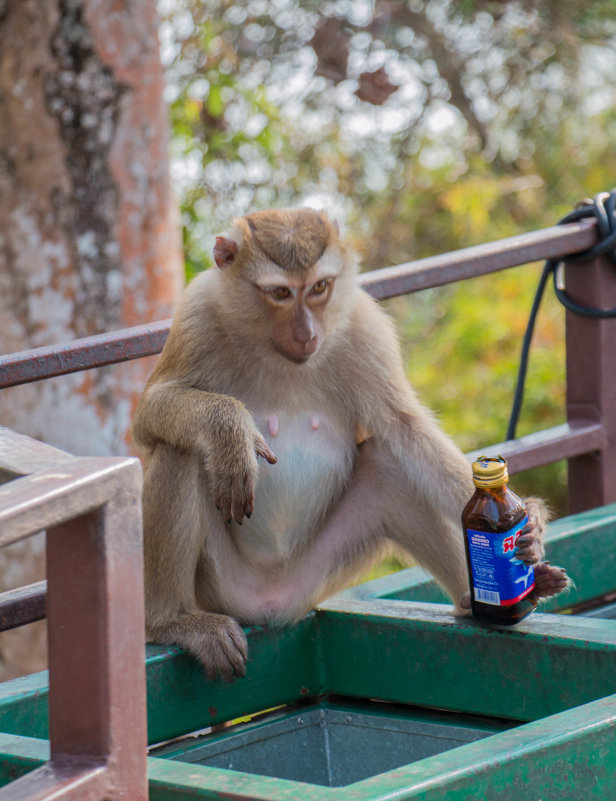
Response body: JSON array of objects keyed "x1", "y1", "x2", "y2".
[
  {"x1": 270, "y1": 286, "x2": 292, "y2": 301},
  {"x1": 310, "y1": 279, "x2": 331, "y2": 296},
  {"x1": 312, "y1": 280, "x2": 327, "y2": 295}
]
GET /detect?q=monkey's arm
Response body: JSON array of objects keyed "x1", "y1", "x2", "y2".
[
  {"x1": 340, "y1": 292, "x2": 564, "y2": 601},
  {"x1": 132, "y1": 382, "x2": 276, "y2": 522}
]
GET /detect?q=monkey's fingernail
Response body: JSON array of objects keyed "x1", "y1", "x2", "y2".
[
  {"x1": 246, "y1": 513, "x2": 251, "y2": 519},
  {"x1": 216, "y1": 505, "x2": 221, "y2": 511},
  {"x1": 226, "y1": 518, "x2": 232, "y2": 525}
]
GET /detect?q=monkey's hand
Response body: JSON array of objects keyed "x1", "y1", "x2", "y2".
[
  {"x1": 202, "y1": 402, "x2": 277, "y2": 524},
  {"x1": 515, "y1": 496, "x2": 548, "y2": 565}
]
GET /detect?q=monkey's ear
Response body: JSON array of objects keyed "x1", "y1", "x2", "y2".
[{"x1": 213, "y1": 236, "x2": 238, "y2": 269}]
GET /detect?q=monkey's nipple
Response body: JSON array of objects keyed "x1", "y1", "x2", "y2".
[
  {"x1": 309, "y1": 415, "x2": 320, "y2": 431},
  {"x1": 268, "y1": 414, "x2": 279, "y2": 437}
]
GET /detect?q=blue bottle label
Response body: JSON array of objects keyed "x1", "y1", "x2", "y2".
[{"x1": 465, "y1": 516, "x2": 535, "y2": 606}]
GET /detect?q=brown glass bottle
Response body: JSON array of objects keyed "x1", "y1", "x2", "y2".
[{"x1": 462, "y1": 456, "x2": 537, "y2": 625}]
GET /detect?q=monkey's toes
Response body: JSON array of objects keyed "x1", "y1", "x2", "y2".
[
  {"x1": 198, "y1": 619, "x2": 248, "y2": 683},
  {"x1": 515, "y1": 534, "x2": 546, "y2": 565},
  {"x1": 532, "y1": 562, "x2": 569, "y2": 599}
]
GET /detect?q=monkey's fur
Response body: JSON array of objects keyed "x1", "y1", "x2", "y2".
[{"x1": 131, "y1": 208, "x2": 568, "y2": 681}]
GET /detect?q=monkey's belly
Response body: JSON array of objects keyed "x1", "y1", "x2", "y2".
[{"x1": 233, "y1": 410, "x2": 356, "y2": 565}]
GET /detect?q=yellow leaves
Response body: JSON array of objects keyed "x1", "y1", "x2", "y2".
[
  {"x1": 440, "y1": 176, "x2": 503, "y2": 241},
  {"x1": 439, "y1": 173, "x2": 546, "y2": 242}
]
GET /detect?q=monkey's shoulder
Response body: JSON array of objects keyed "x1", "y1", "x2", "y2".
[
  {"x1": 345, "y1": 289, "x2": 399, "y2": 347},
  {"x1": 325, "y1": 289, "x2": 404, "y2": 378}
]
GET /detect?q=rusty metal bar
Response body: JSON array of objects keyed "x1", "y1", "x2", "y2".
[
  {"x1": 565, "y1": 251, "x2": 616, "y2": 513},
  {"x1": 360, "y1": 219, "x2": 597, "y2": 300},
  {"x1": 0, "y1": 428, "x2": 74, "y2": 477},
  {"x1": 0, "y1": 759, "x2": 108, "y2": 801},
  {"x1": 0, "y1": 221, "x2": 597, "y2": 389},
  {"x1": 0, "y1": 319, "x2": 171, "y2": 390},
  {"x1": 0, "y1": 581, "x2": 46, "y2": 631},
  {"x1": 466, "y1": 421, "x2": 605, "y2": 475},
  {"x1": 0, "y1": 458, "x2": 139, "y2": 545},
  {"x1": 0, "y1": 432, "x2": 147, "y2": 801}
]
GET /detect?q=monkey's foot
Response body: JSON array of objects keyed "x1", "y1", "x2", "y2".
[
  {"x1": 531, "y1": 561, "x2": 570, "y2": 599},
  {"x1": 458, "y1": 562, "x2": 569, "y2": 614},
  {"x1": 515, "y1": 507, "x2": 547, "y2": 564},
  {"x1": 151, "y1": 611, "x2": 248, "y2": 683}
]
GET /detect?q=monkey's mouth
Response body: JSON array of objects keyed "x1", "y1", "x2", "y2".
[{"x1": 274, "y1": 343, "x2": 318, "y2": 364}]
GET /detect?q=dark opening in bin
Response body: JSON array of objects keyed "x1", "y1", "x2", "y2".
[{"x1": 153, "y1": 700, "x2": 512, "y2": 787}]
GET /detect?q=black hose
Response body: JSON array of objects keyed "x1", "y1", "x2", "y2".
[{"x1": 506, "y1": 189, "x2": 616, "y2": 442}]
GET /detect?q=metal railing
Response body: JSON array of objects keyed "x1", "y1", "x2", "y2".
[{"x1": 0, "y1": 428, "x2": 147, "y2": 801}]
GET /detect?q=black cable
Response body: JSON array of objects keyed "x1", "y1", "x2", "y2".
[
  {"x1": 506, "y1": 189, "x2": 616, "y2": 442},
  {"x1": 506, "y1": 260, "x2": 553, "y2": 442}
]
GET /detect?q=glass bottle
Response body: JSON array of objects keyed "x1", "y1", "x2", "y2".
[{"x1": 462, "y1": 456, "x2": 536, "y2": 625}]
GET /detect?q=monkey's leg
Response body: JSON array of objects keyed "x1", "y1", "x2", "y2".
[
  {"x1": 353, "y1": 437, "x2": 569, "y2": 607},
  {"x1": 315, "y1": 445, "x2": 566, "y2": 610},
  {"x1": 253, "y1": 440, "x2": 471, "y2": 617},
  {"x1": 142, "y1": 444, "x2": 248, "y2": 682}
]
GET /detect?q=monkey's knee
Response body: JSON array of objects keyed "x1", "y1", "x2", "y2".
[
  {"x1": 453, "y1": 592, "x2": 472, "y2": 617},
  {"x1": 149, "y1": 611, "x2": 248, "y2": 683}
]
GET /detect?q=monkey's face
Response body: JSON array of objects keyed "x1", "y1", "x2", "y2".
[
  {"x1": 254, "y1": 270, "x2": 335, "y2": 363},
  {"x1": 213, "y1": 208, "x2": 357, "y2": 365}
]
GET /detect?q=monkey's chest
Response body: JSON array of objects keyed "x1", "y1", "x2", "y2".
[{"x1": 234, "y1": 409, "x2": 357, "y2": 561}]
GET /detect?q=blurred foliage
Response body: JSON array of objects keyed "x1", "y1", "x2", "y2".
[{"x1": 159, "y1": 0, "x2": 616, "y2": 518}]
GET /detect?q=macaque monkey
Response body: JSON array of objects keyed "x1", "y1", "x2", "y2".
[{"x1": 131, "y1": 208, "x2": 568, "y2": 681}]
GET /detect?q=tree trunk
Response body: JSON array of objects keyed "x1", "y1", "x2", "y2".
[{"x1": 0, "y1": 0, "x2": 183, "y2": 679}]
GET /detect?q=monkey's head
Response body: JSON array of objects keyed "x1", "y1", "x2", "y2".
[{"x1": 213, "y1": 208, "x2": 358, "y2": 364}]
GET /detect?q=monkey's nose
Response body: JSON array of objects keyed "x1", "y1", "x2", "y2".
[{"x1": 301, "y1": 336, "x2": 318, "y2": 354}]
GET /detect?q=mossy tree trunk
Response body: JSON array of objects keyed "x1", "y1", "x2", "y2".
[{"x1": 0, "y1": 0, "x2": 183, "y2": 679}]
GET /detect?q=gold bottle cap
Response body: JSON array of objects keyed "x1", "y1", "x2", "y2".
[{"x1": 472, "y1": 455, "x2": 509, "y2": 488}]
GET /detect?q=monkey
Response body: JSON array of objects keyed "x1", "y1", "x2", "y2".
[{"x1": 131, "y1": 207, "x2": 569, "y2": 682}]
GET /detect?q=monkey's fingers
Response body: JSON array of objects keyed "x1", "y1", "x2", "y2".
[
  {"x1": 240, "y1": 472, "x2": 256, "y2": 520},
  {"x1": 256, "y1": 439, "x2": 278, "y2": 464},
  {"x1": 230, "y1": 476, "x2": 255, "y2": 524},
  {"x1": 214, "y1": 479, "x2": 234, "y2": 525},
  {"x1": 515, "y1": 533, "x2": 546, "y2": 565}
]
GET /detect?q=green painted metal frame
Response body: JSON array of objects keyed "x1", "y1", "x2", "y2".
[
  {"x1": 1, "y1": 694, "x2": 614, "y2": 801},
  {"x1": 0, "y1": 605, "x2": 615, "y2": 800},
  {"x1": 0, "y1": 506, "x2": 616, "y2": 799}
]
